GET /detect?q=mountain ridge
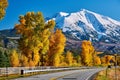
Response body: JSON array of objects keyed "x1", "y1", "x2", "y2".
[
  {"x1": 1, "y1": 9, "x2": 120, "y2": 53},
  {"x1": 48, "y1": 9, "x2": 120, "y2": 43}
]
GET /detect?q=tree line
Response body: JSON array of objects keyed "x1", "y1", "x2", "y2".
[
  {"x1": 0, "y1": 2, "x2": 119, "y2": 67},
  {"x1": 6, "y1": 12, "x2": 118, "y2": 67}
]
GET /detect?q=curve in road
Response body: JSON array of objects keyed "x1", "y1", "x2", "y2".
[
  {"x1": 14, "y1": 68, "x2": 105, "y2": 80},
  {"x1": 57, "y1": 68, "x2": 104, "y2": 80}
]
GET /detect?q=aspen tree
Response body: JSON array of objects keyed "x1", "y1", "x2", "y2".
[
  {"x1": 48, "y1": 29, "x2": 66, "y2": 67},
  {"x1": 15, "y1": 12, "x2": 55, "y2": 66},
  {"x1": 0, "y1": 0, "x2": 8, "y2": 20}
]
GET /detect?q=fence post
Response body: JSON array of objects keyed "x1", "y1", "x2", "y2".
[{"x1": 21, "y1": 69, "x2": 24, "y2": 76}]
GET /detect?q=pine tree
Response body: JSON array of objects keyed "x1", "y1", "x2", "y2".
[
  {"x1": 0, "y1": 50, "x2": 6, "y2": 67},
  {"x1": 4, "y1": 50, "x2": 10, "y2": 67},
  {"x1": 0, "y1": 0, "x2": 8, "y2": 20},
  {"x1": 0, "y1": 49, "x2": 10, "y2": 67}
]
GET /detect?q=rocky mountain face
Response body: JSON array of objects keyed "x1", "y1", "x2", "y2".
[
  {"x1": 0, "y1": 29, "x2": 19, "y2": 49},
  {"x1": 49, "y1": 9, "x2": 120, "y2": 43}
]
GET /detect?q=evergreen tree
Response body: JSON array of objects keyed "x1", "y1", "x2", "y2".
[
  {"x1": 0, "y1": 50, "x2": 6, "y2": 67},
  {"x1": 0, "y1": 49, "x2": 10, "y2": 67},
  {"x1": 4, "y1": 50, "x2": 10, "y2": 67}
]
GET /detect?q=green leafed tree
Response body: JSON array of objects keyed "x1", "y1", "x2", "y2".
[
  {"x1": 0, "y1": 50, "x2": 6, "y2": 67},
  {"x1": 0, "y1": 49, "x2": 10, "y2": 67}
]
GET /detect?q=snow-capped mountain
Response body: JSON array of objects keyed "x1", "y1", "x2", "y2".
[{"x1": 49, "y1": 9, "x2": 120, "y2": 43}]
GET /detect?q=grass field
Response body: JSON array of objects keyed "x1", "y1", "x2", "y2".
[{"x1": 94, "y1": 67, "x2": 120, "y2": 80}]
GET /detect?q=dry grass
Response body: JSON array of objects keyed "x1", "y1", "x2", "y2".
[
  {"x1": 94, "y1": 68, "x2": 120, "y2": 80},
  {"x1": 108, "y1": 68, "x2": 120, "y2": 80}
]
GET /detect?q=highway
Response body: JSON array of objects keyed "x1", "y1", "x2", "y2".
[
  {"x1": 14, "y1": 68, "x2": 104, "y2": 80},
  {"x1": 57, "y1": 68, "x2": 104, "y2": 80}
]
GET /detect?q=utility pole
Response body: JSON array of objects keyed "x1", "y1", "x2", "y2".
[{"x1": 114, "y1": 54, "x2": 117, "y2": 80}]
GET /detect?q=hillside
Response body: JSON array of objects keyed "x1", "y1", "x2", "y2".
[{"x1": 1, "y1": 9, "x2": 120, "y2": 54}]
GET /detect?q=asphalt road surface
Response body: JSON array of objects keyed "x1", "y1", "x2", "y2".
[
  {"x1": 14, "y1": 68, "x2": 104, "y2": 80},
  {"x1": 57, "y1": 68, "x2": 104, "y2": 80}
]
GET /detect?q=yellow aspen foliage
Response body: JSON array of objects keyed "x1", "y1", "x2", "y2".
[
  {"x1": 10, "y1": 50, "x2": 19, "y2": 67},
  {"x1": 105, "y1": 55, "x2": 113, "y2": 65},
  {"x1": 59, "y1": 62, "x2": 68, "y2": 67},
  {"x1": 48, "y1": 29, "x2": 66, "y2": 67},
  {"x1": 0, "y1": 0, "x2": 8, "y2": 20},
  {"x1": 29, "y1": 60, "x2": 35, "y2": 67},
  {"x1": 33, "y1": 53, "x2": 40, "y2": 65},
  {"x1": 101, "y1": 57, "x2": 106, "y2": 65},
  {"x1": 53, "y1": 55, "x2": 60, "y2": 67},
  {"x1": 94, "y1": 56, "x2": 101, "y2": 65},
  {"x1": 72, "y1": 59, "x2": 78, "y2": 66},
  {"x1": 59, "y1": 55, "x2": 68, "y2": 67},
  {"x1": 101, "y1": 55, "x2": 113, "y2": 66},
  {"x1": 81, "y1": 40, "x2": 94, "y2": 66},
  {"x1": 66, "y1": 51, "x2": 73, "y2": 66},
  {"x1": 59, "y1": 55, "x2": 65, "y2": 64},
  {"x1": 15, "y1": 12, "x2": 55, "y2": 67},
  {"x1": 76, "y1": 55, "x2": 82, "y2": 66},
  {"x1": 21, "y1": 55, "x2": 29, "y2": 67}
]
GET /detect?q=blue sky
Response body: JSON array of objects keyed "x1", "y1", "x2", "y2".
[{"x1": 0, "y1": 0, "x2": 120, "y2": 30}]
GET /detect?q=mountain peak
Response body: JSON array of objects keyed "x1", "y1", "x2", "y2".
[
  {"x1": 50, "y1": 9, "x2": 120, "y2": 43},
  {"x1": 59, "y1": 12, "x2": 69, "y2": 17},
  {"x1": 80, "y1": 9, "x2": 88, "y2": 12},
  {"x1": 52, "y1": 12, "x2": 69, "y2": 18},
  {"x1": 80, "y1": 9, "x2": 96, "y2": 15}
]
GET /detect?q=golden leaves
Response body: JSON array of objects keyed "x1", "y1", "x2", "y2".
[
  {"x1": 0, "y1": 0, "x2": 8, "y2": 20},
  {"x1": 81, "y1": 40, "x2": 95, "y2": 66},
  {"x1": 10, "y1": 50, "x2": 19, "y2": 67},
  {"x1": 15, "y1": 12, "x2": 55, "y2": 67},
  {"x1": 48, "y1": 29, "x2": 66, "y2": 67}
]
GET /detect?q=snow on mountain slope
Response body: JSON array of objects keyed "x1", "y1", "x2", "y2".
[{"x1": 49, "y1": 9, "x2": 120, "y2": 43}]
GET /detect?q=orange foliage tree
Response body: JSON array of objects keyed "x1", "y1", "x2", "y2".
[
  {"x1": 10, "y1": 50, "x2": 19, "y2": 67},
  {"x1": 94, "y1": 56, "x2": 101, "y2": 65},
  {"x1": 101, "y1": 55, "x2": 113, "y2": 66},
  {"x1": 48, "y1": 29, "x2": 66, "y2": 67},
  {"x1": 0, "y1": 0, "x2": 8, "y2": 20},
  {"x1": 81, "y1": 40, "x2": 95, "y2": 66},
  {"x1": 15, "y1": 12, "x2": 55, "y2": 67},
  {"x1": 66, "y1": 51, "x2": 73, "y2": 66}
]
